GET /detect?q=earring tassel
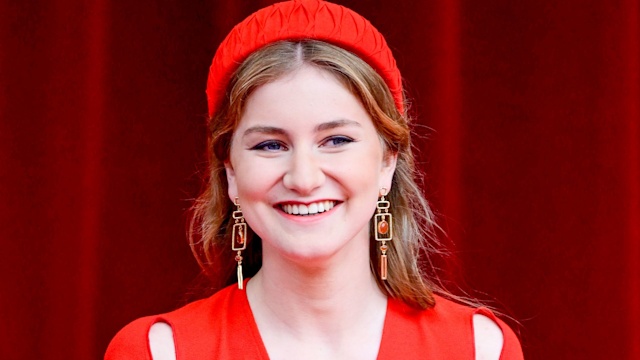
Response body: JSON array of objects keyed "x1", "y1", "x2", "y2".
[
  {"x1": 380, "y1": 254, "x2": 388, "y2": 280},
  {"x1": 237, "y1": 263, "x2": 244, "y2": 290}
]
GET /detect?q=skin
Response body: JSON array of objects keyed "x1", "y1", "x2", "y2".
[{"x1": 148, "y1": 64, "x2": 503, "y2": 359}]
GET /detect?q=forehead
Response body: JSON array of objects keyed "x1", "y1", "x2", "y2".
[{"x1": 237, "y1": 65, "x2": 372, "y2": 131}]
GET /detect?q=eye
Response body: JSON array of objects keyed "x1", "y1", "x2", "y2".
[
  {"x1": 251, "y1": 140, "x2": 288, "y2": 152},
  {"x1": 321, "y1": 136, "x2": 354, "y2": 148}
]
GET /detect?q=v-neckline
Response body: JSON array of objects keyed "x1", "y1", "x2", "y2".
[{"x1": 237, "y1": 280, "x2": 393, "y2": 360}]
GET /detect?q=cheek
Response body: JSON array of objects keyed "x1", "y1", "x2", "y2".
[
  {"x1": 232, "y1": 157, "x2": 283, "y2": 199},
  {"x1": 325, "y1": 150, "x2": 386, "y2": 194}
]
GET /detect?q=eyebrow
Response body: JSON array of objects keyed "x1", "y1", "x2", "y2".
[
  {"x1": 242, "y1": 119, "x2": 361, "y2": 138},
  {"x1": 242, "y1": 126, "x2": 287, "y2": 137},
  {"x1": 315, "y1": 119, "x2": 362, "y2": 132}
]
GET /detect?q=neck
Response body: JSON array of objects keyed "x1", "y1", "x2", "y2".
[{"x1": 246, "y1": 236, "x2": 387, "y2": 335}]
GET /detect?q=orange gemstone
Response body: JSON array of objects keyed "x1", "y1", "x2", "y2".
[
  {"x1": 378, "y1": 220, "x2": 389, "y2": 234},
  {"x1": 235, "y1": 254, "x2": 243, "y2": 262},
  {"x1": 237, "y1": 231, "x2": 245, "y2": 244},
  {"x1": 381, "y1": 244, "x2": 388, "y2": 252}
]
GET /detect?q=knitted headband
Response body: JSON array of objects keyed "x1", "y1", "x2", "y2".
[{"x1": 206, "y1": 0, "x2": 404, "y2": 118}]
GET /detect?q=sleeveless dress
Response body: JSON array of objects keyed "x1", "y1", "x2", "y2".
[{"x1": 105, "y1": 282, "x2": 524, "y2": 359}]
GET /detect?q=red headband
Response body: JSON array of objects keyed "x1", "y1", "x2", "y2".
[{"x1": 206, "y1": 0, "x2": 404, "y2": 118}]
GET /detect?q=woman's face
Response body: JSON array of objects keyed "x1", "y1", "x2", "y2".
[{"x1": 225, "y1": 64, "x2": 396, "y2": 264}]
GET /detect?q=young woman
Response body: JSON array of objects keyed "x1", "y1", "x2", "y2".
[{"x1": 106, "y1": 1, "x2": 524, "y2": 359}]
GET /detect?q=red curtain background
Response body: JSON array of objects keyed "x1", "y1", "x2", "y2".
[{"x1": 1, "y1": 0, "x2": 638, "y2": 358}]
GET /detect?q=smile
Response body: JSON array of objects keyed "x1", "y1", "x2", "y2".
[{"x1": 280, "y1": 201, "x2": 336, "y2": 216}]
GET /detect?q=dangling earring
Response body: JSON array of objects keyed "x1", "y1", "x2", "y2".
[
  {"x1": 232, "y1": 197, "x2": 247, "y2": 290},
  {"x1": 375, "y1": 188, "x2": 393, "y2": 280}
]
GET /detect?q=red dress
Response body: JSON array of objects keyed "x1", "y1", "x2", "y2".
[{"x1": 105, "y1": 283, "x2": 524, "y2": 359}]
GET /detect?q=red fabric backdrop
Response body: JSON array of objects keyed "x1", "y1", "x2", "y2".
[{"x1": 1, "y1": 0, "x2": 638, "y2": 358}]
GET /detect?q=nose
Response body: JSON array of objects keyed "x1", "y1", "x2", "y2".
[{"x1": 282, "y1": 148, "x2": 325, "y2": 195}]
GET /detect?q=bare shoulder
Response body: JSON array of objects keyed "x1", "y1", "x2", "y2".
[
  {"x1": 473, "y1": 313, "x2": 503, "y2": 360},
  {"x1": 105, "y1": 318, "x2": 177, "y2": 360},
  {"x1": 105, "y1": 315, "x2": 157, "y2": 359},
  {"x1": 149, "y1": 322, "x2": 176, "y2": 360}
]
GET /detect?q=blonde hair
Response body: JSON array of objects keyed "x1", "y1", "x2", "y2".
[{"x1": 189, "y1": 40, "x2": 446, "y2": 309}]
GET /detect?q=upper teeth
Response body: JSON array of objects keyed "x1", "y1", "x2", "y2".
[{"x1": 282, "y1": 201, "x2": 335, "y2": 215}]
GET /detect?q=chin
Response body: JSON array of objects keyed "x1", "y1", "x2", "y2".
[
  {"x1": 268, "y1": 232, "x2": 366, "y2": 266},
  {"x1": 278, "y1": 243, "x2": 340, "y2": 263}
]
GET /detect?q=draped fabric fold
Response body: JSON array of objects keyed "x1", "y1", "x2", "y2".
[{"x1": 1, "y1": 1, "x2": 637, "y2": 358}]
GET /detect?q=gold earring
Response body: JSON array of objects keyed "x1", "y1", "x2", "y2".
[
  {"x1": 232, "y1": 197, "x2": 247, "y2": 290},
  {"x1": 375, "y1": 188, "x2": 393, "y2": 280}
]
